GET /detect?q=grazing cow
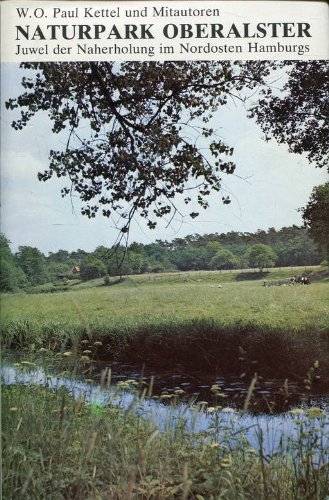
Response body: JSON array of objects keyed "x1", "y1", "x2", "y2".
[{"x1": 295, "y1": 276, "x2": 310, "y2": 285}]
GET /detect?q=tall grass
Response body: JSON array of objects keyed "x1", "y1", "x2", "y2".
[{"x1": 2, "y1": 381, "x2": 329, "y2": 499}]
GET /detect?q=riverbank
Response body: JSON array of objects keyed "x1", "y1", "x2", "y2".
[
  {"x1": 3, "y1": 380, "x2": 329, "y2": 499},
  {"x1": 1, "y1": 276, "x2": 329, "y2": 382}
]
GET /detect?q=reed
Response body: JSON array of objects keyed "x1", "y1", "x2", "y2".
[{"x1": 2, "y1": 380, "x2": 329, "y2": 499}]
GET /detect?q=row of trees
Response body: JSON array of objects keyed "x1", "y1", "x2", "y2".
[{"x1": 1, "y1": 225, "x2": 325, "y2": 292}]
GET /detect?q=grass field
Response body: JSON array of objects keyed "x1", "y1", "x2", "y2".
[{"x1": 2, "y1": 267, "x2": 329, "y2": 380}]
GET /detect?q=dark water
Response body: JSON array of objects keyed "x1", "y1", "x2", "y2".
[{"x1": 92, "y1": 360, "x2": 329, "y2": 414}]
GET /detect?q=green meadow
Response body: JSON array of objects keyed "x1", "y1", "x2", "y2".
[{"x1": 2, "y1": 267, "x2": 329, "y2": 380}]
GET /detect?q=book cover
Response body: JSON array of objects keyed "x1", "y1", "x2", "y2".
[{"x1": 1, "y1": 1, "x2": 329, "y2": 498}]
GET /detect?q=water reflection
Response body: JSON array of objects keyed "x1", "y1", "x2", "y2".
[{"x1": 94, "y1": 360, "x2": 329, "y2": 413}]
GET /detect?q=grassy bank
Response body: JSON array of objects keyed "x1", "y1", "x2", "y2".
[
  {"x1": 1, "y1": 272, "x2": 329, "y2": 380},
  {"x1": 2, "y1": 383, "x2": 329, "y2": 499}
]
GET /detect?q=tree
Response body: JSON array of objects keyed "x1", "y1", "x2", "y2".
[
  {"x1": 47, "y1": 249, "x2": 71, "y2": 264},
  {"x1": 80, "y1": 256, "x2": 106, "y2": 281},
  {"x1": 15, "y1": 246, "x2": 48, "y2": 285},
  {"x1": 6, "y1": 61, "x2": 280, "y2": 235},
  {"x1": 302, "y1": 183, "x2": 329, "y2": 257},
  {"x1": 210, "y1": 248, "x2": 240, "y2": 270},
  {"x1": 246, "y1": 244, "x2": 277, "y2": 272},
  {"x1": 0, "y1": 234, "x2": 28, "y2": 291},
  {"x1": 249, "y1": 61, "x2": 329, "y2": 170}
]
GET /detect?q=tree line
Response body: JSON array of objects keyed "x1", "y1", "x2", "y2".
[{"x1": 0, "y1": 226, "x2": 325, "y2": 292}]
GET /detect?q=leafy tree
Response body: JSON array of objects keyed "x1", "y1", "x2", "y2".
[
  {"x1": 246, "y1": 244, "x2": 277, "y2": 272},
  {"x1": 250, "y1": 61, "x2": 329, "y2": 170},
  {"x1": 105, "y1": 247, "x2": 127, "y2": 277},
  {"x1": 128, "y1": 242, "x2": 146, "y2": 254},
  {"x1": 47, "y1": 249, "x2": 71, "y2": 264},
  {"x1": 302, "y1": 183, "x2": 329, "y2": 257},
  {"x1": 15, "y1": 246, "x2": 48, "y2": 285},
  {"x1": 6, "y1": 61, "x2": 280, "y2": 234},
  {"x1": 210, "y1": 248, "x2": 240, "y2": 270},
  {"x1": 171, "y1": 246, "x2": 210, "y2": 271},
  {"x1": 0, "y1": 234, "x2": 28, "y2": 291},
  {"x1": 69, "y1": 249, "x2": 87, "y2": 264},
  {"x1": 80, "y1": 256, "x2": 106, "y2": 281},
  {"x1": 92, "y1": 245, "x2": 112, "y2": 265}
]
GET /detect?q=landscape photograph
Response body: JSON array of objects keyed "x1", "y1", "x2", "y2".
[{"x1": 1, "y1": 60, "x2": 329, "y2": 499}]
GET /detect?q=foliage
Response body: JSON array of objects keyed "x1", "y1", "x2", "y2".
[
  {"x1": 246, "y1": 244, "x2": 277, "y2": 272},
  {"x1": 80, "y1": 255, "x2": 106, "y2": 281},
  {"x1": 103, "y1": 274, "x2": 111, "y2": 286},
  {"x1": 0, "y1": 226, "x2": 324, "y2": 291},
  {"x1": 211, "y1": 247, "x2": 240, "y2": 270},
  {"x1": 15, "y1": 245, "x2": 48, "y2": 286},
  {"x1": 6, "y1": 61, "x2": 285, "y2": 234},
  {"x1": 302, "y1": 183, "x2": 329, "y2": 257},
  {"x1": 0, "y1": 234, "x2": 28, "y2": 292},
  {"x1": 250, "y1": 60, "x2": 329, "y2": 169}
]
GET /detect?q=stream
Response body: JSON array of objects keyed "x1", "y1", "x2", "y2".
[{"x1": 2, "y1": 356, "x2": 329, "y2": 458}]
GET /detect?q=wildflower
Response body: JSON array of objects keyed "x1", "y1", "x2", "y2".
[
  {"x1": 247, "y1": 448, "x2": 257, "y2": 454},
  {"x1": 222, "y1": 407, "x2": 236, "y2": 413},
  {"x1": 219, "y1": 458, "x2": 232, "y2": 468},
  {"x1": 289, "y1": 408, "x2": 305, "y2": 415},
  {"x1": 94, "y1": 341, "x2": 102, "y2": 346},
  {"x1": 63, "y1": 351, "x2": 73, "y2": 357},
  {"x1": 117, "y1": 381, "x2": 129, "y2": 388},
  {"x1": 207, "y1": 407, "x2": 216, "y2": 413},
  {"x1": 307, "y1": 407, "x2": 324, "y2": 418},
  {"x1": 314, "y1": 360, "x2": 319, "y2": 369},
  {"x1": 10, "y1": 407, "x2": 18, "y2": 412},
  {"x1": 174, "y1": 389, "x2": 185, "y2": 395},
  {"x1": 81, "y1": 340, "x2": 89, "y2": 344},
  {"x1": 80, "y1": 355, "x2": 90, "y2": 362},
  {"x1": 39, "y1": 348, "x2": 48, "y2": 352},
  {"x1": 210, "y1": 442, "x2": 220, "y2": 448},
  {"x1": 82, "y1": 350, "x2": 92, "y2": 354}
]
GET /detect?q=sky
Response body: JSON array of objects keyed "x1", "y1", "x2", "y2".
[{"x1": 1, "y1": 62, "x2": 327, "y2": 254}]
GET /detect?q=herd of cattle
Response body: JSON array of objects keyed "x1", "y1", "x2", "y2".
[
  {"x1": 263, "y1": 276, "x2": 311, "y2": 287},
  {"x1": 290, "y1": 276, "x2": 311, "y2": 285}
]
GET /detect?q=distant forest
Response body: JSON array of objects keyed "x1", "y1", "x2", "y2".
[{"x1": 0, "y1": 226, "x2": 326, "y2": 292}]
